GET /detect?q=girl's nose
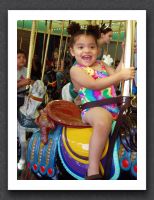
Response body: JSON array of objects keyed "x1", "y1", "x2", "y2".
[{"x1": 84, "y1": 47, "x2": 90, "y2": 53}]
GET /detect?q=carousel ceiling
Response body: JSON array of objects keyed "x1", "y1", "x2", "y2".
[{"x1": 17, "y1": 20, "x2": 127, "y2": 41}]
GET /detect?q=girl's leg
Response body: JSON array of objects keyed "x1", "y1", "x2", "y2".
[{"x1": 83, "y1": 107, "x2": 113, "y2": 176}]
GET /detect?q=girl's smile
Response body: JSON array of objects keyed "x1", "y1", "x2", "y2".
[{"x1": 70, "y1": 35, "x2": 99, "y2": 67}]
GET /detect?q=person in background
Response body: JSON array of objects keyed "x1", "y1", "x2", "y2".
[
  {"x1": 97, "y1": 24, "x2": 113, "y2": 60},
  {"x1": 44, "y1": 49, "x2": 65, "y2": 98},
  {"x1": 17, "y1": 49, "x2": 31, "y2": 108}
]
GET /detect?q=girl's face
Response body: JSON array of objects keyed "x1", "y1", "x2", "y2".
[
  {"x1": 70, "y1": 35, "x2": 99, "y2": 67},
  {"x1": 100, "y1": 31, "x2": 113, "y2": 44},
  {"x1": 17, "y1": 53, "x2": 26, "y2": 69}
]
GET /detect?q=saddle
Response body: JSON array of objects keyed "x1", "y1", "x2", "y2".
[{"x1": 46, "y1": 100, "x2": 90, "y2": 128}]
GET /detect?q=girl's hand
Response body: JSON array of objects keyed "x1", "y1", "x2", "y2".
[{"x1": 119, "y1": 67, "x2": 135, "y2": 81}]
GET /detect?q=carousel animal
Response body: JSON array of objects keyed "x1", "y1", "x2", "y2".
[
  {"x1": 26, "y1": 95, "x2": 137, "y2": 180},
  {"x1": 17, "y1": 80, "x2": 46, "y2": 170}
]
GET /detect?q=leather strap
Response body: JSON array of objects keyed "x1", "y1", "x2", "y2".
[
  {"x1": 80, "y1": 96, "x2": 124, "y2": 110},
  {"x1": 29, "y1": 94, "x2": 44, "y2": 102}
]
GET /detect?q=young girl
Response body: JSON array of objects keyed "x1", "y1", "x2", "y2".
[{"x1": 67, "y1": 22, "x2": 135, "y2": 180}]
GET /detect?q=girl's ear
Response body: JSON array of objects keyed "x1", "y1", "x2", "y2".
[{"x1": 70, "y1": 47, "x2": 75, "y2": 57}]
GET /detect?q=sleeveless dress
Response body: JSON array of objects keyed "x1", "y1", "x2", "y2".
[{"x1": 76, "y1": 61, "x2": 119, "y2": 121}]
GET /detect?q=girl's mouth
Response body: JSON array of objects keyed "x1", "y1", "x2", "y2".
[{"x1": 82, "y1": 55, "x2": 92, "y2": 61}]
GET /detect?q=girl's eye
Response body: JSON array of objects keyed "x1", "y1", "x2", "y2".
[
  {"x1": 90, "y1": 46, "x2": 95, "y2": 49},
  {"x1": 78, "y1": 46, "x2": 83, "y2": 49}
]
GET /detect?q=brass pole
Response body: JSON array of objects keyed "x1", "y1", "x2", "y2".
[
  {"x1": 114, "y1": 22, "x2": 123, "y2": 65},
  {"x1": 31, "y1": 20, "x2": 38, "y2": 60},
  {"x1": 63, "y1": 20, "x2": 71, "y2": 61},
  {"x1": 19, "y1": 20, "x2": 24, "y2": 49},
  {"x1": 109, "y1": 20, "x2": 112, "y2": 27},
  {"x1": 19, "y1": 37, "x2": 22, "y2": 50},
  {"x1": 106, "y1": 20, "x2": 112, "y2": 55},
  {"x1": 27, "y1": 20, "x2": 36, "y2": 79},
  {"x1": 41, "y1": 20, "x2": 48, "y2": 66},
  {"x1": 56, "y1": 20, "x2": 65, "y2": 71},
  {"x1": 41, "y1": 21, "x2": 52, "y2": 81}
]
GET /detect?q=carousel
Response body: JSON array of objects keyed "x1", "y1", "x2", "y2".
[{"x1": 17, "y1": 20, "x2": 137, "y2": 180}]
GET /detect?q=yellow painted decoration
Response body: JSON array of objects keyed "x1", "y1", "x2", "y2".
[{"x1": 62, "y1": 127, "x2": 109, "y2": 164}]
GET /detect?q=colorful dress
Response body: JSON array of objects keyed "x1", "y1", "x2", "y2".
[{"x1": 77, "y1": 61, "x2": 119, "y2": 120}]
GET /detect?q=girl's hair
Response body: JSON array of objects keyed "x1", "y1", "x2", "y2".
[
  {"x1": 100, "y1": 23, "x2": 112, "y2": 34},
  {"x1": 67, "y1": 22, "x2": 101, "y2": 47}
]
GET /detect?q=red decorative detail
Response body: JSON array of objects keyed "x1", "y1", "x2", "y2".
[
  {"x1": 33, "y1": 164, "x2": 37, "y2": 170},
  {"x1": 40, "y1": 166, "x2": 45, "y2": 173},
  {"x1": 35, "y1": 109, "x2": 56, "y2": 145},
  {"x1": 27, "y1": 162, "x2": 30, "y2": 168},
  {"x1": 48, "y1": 168, "x2": 53, "y2": 175},
  {"x1": 134, "y1": 165, "x2": 137, "y2": 172},
  {"x1": 122, "y1": 159, "x2": 129, "y2": 168}
]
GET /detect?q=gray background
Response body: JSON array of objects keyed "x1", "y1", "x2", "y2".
[{"x1": 0, "y1": 0, "x2": 153, "y2": 199}]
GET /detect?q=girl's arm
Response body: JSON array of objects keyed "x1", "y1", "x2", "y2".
[{"x1": 70, "y1": 66, "x2": 135, "y2": 91}]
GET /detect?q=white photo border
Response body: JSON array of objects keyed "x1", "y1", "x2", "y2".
[{"x1": 8, "y1": 10, "x2": 146, "y2": 190}]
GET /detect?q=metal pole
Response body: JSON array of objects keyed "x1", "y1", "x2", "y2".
[
  {"x1": 27, "y1": 20, "x2": 36, "y2": 79},
  {"x1": 56, "y1": 20, "x2": 65, "y2": 71},
  {"x1": 19, "y1": 20, "x2": 24, "y2": 49},
  {"x1": 63, "y1": 20, "x2": 71, "y2": 61},
  {"x1": 106, "y1": 20, "x2": 112, "y2": 55},
  {"x1": 41, "y1": 21, "x2": 52, "y2": 81},
  {"x1": 41, "y1": 20, "x2": 48, "y2": 66},
  {"x1": 31, "y1": 20, "x2": 38, "y2": 60},
  {"x1": 114, "y1": 22, "x2": 123, "y2": 65},
  {"x1": 122, "y1": 20, "x2": 134, "y2": 97},
  {"x1": 130, "y1": 21, "x2": 136, "y2": 96}
]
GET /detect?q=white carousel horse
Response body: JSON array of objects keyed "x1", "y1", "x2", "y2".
[
  {"x1": 61, "y1": 82, "x2": 73, "y2": 102},
  {"x1": 17, "y1": 80, "x2": 46, "y2": 170},
  {"x1": 62, "y1": 82, "x2": 81, "y2": 105}
]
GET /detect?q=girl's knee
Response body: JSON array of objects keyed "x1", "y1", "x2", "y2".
[
  {"x1": 93, "y1": 120, "x2": 106, "y2": 129},
  {"x1": 93, "y1": 119, "x2": 112, "y2": 132}
]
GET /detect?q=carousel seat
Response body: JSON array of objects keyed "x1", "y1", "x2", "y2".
[{"x1": 46, "y1": 100, "x2": 90, "y2": 128}]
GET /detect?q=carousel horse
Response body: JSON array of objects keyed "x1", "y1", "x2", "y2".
[
  {"x1": 62, "y1": 82, "x2": 78, "y2": 102},
  {"x1": 26, "y1": 94, "x2": 137, "y2": 180},
  {"x1": 17, "y1": 80, "x2": 46, "y2": 170}
]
